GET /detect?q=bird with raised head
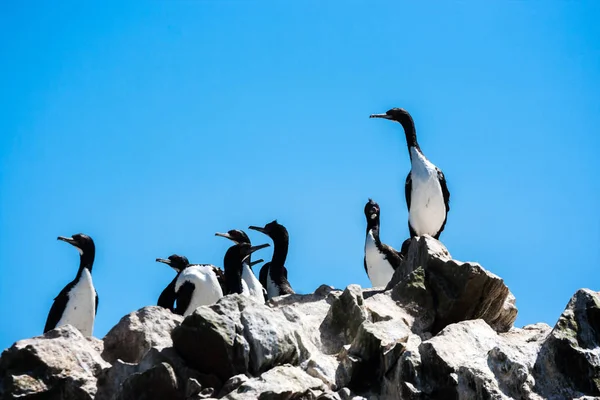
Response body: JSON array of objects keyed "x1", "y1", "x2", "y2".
[
  {"x1": 44, "y1": 233, "x2": 98, "y2": 336},
  {"x1": 249, "y1": 220, "x2": 295, "y2": 299},
  {"x1": 363, "y1": 199, "x2": 403, "y2": 288},
  {"x1": 370, "y1": 108, "x2": 450, "y2": 239},
  {"x1": 222, "y1": 242, "x2": 271, "y2": 299}
]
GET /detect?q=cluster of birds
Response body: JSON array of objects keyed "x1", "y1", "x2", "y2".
[{"x1": 42, "y1": 108, "x2": 451, "y2": 338}]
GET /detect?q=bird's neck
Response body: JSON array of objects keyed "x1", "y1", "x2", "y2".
[
  {"x1": 77, "y1": 251, "x2": 95, "y2": 277},
  {"x1": 271, "y1": 238, "x2": 289, "y2": 268},
  {"x1": 366, "y1": 220, "x2": 382, "y2": 247},
  {"x1": 225, "y1": 260, "x2": 244, "y2": 294},
  {"x1": 401, "y1": 119, "x2": 420, "y2": 156}
]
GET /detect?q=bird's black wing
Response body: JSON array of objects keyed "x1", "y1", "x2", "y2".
[
  {"x1": 174, "y1": 281, "x2": 194, "y2": 316},
  {"x1": 280, "y1": 265, "x2": 295, "y2": 295},
  {"x1": 380, "y1": 244, "x2": 403, "y2": 270},
  {"x1": 405, "y1": 172, "x2": 412, "y2": 211},
  {"x1": 44, "y1": 281, "x2": 75, "y2": 333},
  {"x1": 437, "y1": 167, "x2": 450, "y2": 212},
  {"x1": 363, "y1": 256, "x2": 368, "y2": 275},
  {"x1": 157, "y1": 276, "x2": 178, "y2": 312},
  {"x1": 259, "y1": 262, "x2": 270, "y2": 289},
  {"x1": 280, "y1": 279, "x2": 295, "y2": 295}
]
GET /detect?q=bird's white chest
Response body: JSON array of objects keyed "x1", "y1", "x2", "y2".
[
  {"x1": 364, "y1": 230, "x2": 395, "y2": 288},
  {"x1": 408, "y1": 148, "x2": 446, "y2": 236},
  {"x1": 176, "y1": 265, "x2": 223, "y2": 316},
  {"x1": 241, "y1": 263, "x2": 265, "y2": 303},
  {"x1": 57, "y1": 268, "x2": 96, "y2": 336}
]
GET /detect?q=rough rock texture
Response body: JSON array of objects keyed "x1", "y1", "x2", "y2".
[
  {"x1": 102, "y1": 306, "x2": 183, "y2": 363},
  {"x1": 0, "y1": 236, "x2": 598, "y2": 399},
  {"x1": 534, "y1": 289, "x2": 600, "y2": 399},
  {"x1": 0, "y1": 325, "x2": 110, "y2": 399},
  {"x1": 388, "y1": 235, "x2": 518, "y2": 334}
]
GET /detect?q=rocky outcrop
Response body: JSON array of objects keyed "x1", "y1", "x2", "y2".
[
  {"x1": 0, "y1": 236, "x2": 598, "y2": 399},
  {"x1": 387, "y1": 235, "x2": 518, "y2": 335},
  {"x1": 102, "y1": 306, "x2": 183, "y2": 363},
  {"x1": 0, "y1": 325, "x2": 110, "y2": 399}
]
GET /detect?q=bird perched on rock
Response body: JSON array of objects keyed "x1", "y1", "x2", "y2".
[
  {"x1": 156, "y1": 255, "x2": 224, "y2": 316},
  {"x1": 223, "y1": 242, "x2": 271, "y2": 299},
  {"x1": 370, "y1": 108, "x2": 450, "y2": 239},
  {"x1": 249, "y1": 220, "x2": 295, "y2": 299},
  {"x1": 44, "y1": 234, "x2": 98, "y2": 336},
  {"x1": 215, "y1": 229, "x2": 266, "y2": 303},
  {"x1": 363, "y1": 199, "x2": 403, "y2": 287}
]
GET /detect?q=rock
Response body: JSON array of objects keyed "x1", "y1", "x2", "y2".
[
  {"x1": 172, "y1": 294, "x2": 252, "y2": 381},
  {"x1": 534, "y1": 289, "x2": 600, "y2": 398},
  {"x1": 388, "y1": 235, "x2": 518, "y2": 334},
  {"x1": 102, "y1": 305, "x2": 183, "y2": 363},
  {"x1": 241, "y1": 302, "x2": 301, "y2": 375},
  {"x1": 218, "y1": 374, "x2": 250, "y2": 397},
  {"x1": 116, "y1": 362, "x2": 180, "y2": 400},
  {"x1": 222, "y1": 365, "x2": 326, "y2": 399},
  {"x1": 96, "y1": 346, "x2": 222, "y2": 400},
  {"x1": 489, "y1": 323, "x2": 551, "y2": 400},
  {"x1": 320, "y1": 285, "x2": 369, "y2": 354},
  {"x1": 0, "y1": 262, "x2": 597, "y2": 400},
  {"x1": 0, "y1": 325, "x2": 110, "y2": 399},
  {"x1": 342, "y1": 319, "x2": 411, "y2": 393}
]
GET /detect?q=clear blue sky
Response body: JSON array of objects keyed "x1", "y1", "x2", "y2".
[{"x1": 1, "y1": 1, "x2": 599, "y2": 351}]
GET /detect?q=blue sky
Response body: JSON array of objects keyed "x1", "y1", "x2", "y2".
[{"x1": 1, "y1": 1, "x2": 599, "y2": 350}]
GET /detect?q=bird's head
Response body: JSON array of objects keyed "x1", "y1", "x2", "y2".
[
  {"x1": 364, "y1": 198, "x2": 380, "y2": 221},
  {"x1": 57, "y1": 233, "x2": 95, "y2": 256},
  {"x1": 248, "y1": 220, "x2": 289, "y2": 242},
  {"x1": 369, "y1": 107, "x2": 413, "y2": 125},
  {"x1": 156, "y1": 254, "x2": 190, "y2": 273},
  {"x1": 215, "y1": 229, "x2": 250, "y2": 244}
]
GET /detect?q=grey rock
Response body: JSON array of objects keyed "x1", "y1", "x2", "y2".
[
  {"x1": 218, "y1": 374, "x2": 250, "y2": 397},
  {"x1": 1, "y1": 261, "x2": 598, "y2": 400},
  {"x1": 321, "y1": 285, "x2": 369, "y2": 354},
  {"x1": 223, "y1": 364, "x2": 325, "y2": 399},
  {"x1": 102, "y1": 305, "x2": 183, "y2": 363},
  {"x1": 241, "y1": 302, "x2": 301, "y2": 375},
  {"x1": 534, "y1": 289, "x2": 600, "y2": 399},
  {"x1": 342, "y1": 319, "x2": 411, "y2": 393},
  {"x1": 0, "y1": 325, "x2": 110, "y2": 399},
  {"x1": 116, "y1": 362, "x2": 181, "y2": 400},
  {"x1": 388, "y1": 235, "x2": 518, "y2": 334},
  {"x1": 172, "y1": 294, "x2": 252, "y2": 382}
]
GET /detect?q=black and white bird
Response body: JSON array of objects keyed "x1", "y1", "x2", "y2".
[
  {"x1": 370, "y1": 108, "x2": 450, "y2": 239},
  {"x1": 249, "y1": 221, "x2": 295, "y2": 299},
  {"x1": 215, "y1": 229, "x2": 266, "y2": 303},
  {"x1": 156, "y1": 255, "x2": 224, "y2": 316},
  {"x1": 155, "y1": 255, "x2": 186, "y2": 312},
  {"x1": 223, "y1": 242, "x2": 271, "y2": 297},
  {"x1": 44, "y1": 234, "x2": 98, "y2": 336},
  {"x1": 363, "y1": 199, "x2": 403, "y2": 288}
]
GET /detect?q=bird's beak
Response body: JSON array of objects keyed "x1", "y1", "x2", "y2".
[
  {"x1": 57, "y1": 236, "x2": 75, "y2": 245},
  {"x1": 248, "y1": 226, "x2": 266, "y2": 234},
  {"x1": 369, "y1": 113, "x2": 392, "y2": 119},
  {"x1": 249, "y1": 243, "x2": 270, "y2": 254},
  {"x1": 249, "y1": 259, "x2": 264, "y2": 267},
  {"x1": 215, "y1": 232, "x2": 234, "y2": 241},
  {"x1": 156, "y1": 258, "x2": 171, "y2": 265},
  {"x1": 243, "y1": 243, "x2": 270, "y2": 262}
]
